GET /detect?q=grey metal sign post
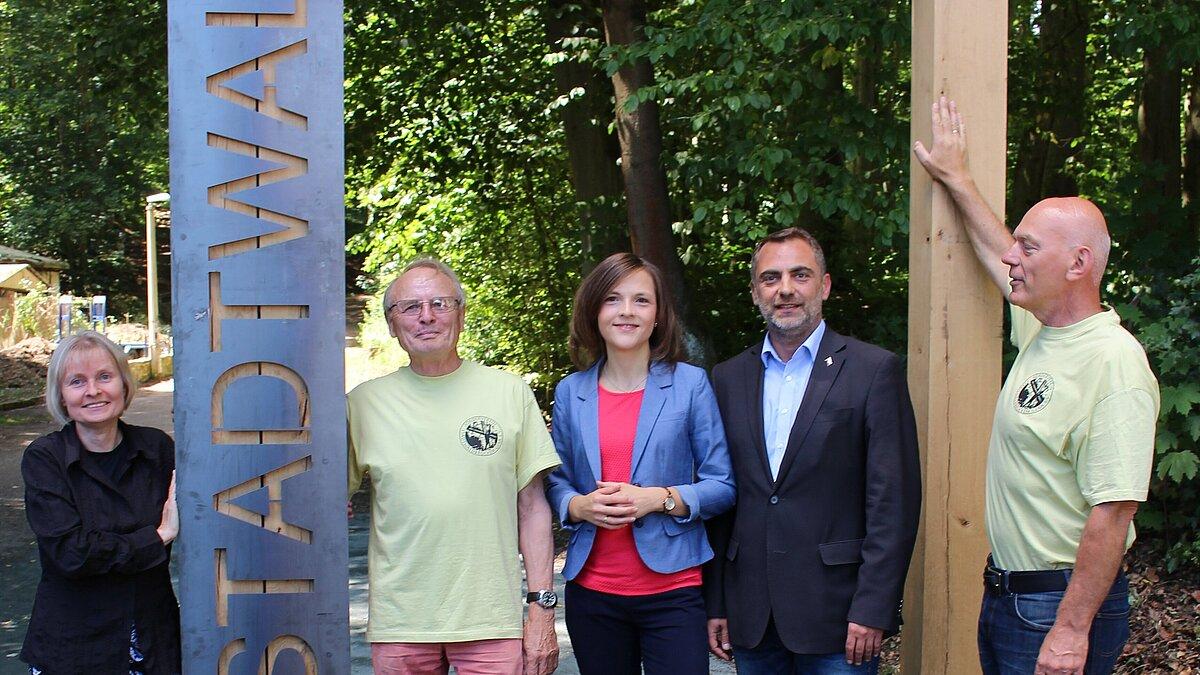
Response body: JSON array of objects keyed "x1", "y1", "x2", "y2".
[{"x1": 168, "y1": 0, "x2": 348, "y2": 672}]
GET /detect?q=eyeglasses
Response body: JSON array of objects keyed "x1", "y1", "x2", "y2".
[{"x1": 386, "y1": 297, "x2": 462, "y2": 316}]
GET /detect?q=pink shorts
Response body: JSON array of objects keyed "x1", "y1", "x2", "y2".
[{"x1": 371, "y1": 639, "x2": 522, "y2": 675}]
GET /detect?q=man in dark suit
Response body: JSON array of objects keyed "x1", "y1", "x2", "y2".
[{"x1": 704, "y1": 227, "x2": 922, "y2": 674}]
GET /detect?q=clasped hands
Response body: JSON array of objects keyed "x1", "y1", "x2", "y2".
[{"x1": 568, "y1": 481, "x2": 666, "y2": 530}]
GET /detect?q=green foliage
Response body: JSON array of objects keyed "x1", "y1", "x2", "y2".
[
  {"x1": 355, "y1": 293, "x2": 409, "y2": 375},
  {"x1": 0, "y1": 0, "x2": 1195, "y2": 559},
  {"x1": 344, "y1": 0, "x2": 581, "y2": 405},
  {"x1": 0, "y1": 0, "x2": 167, "y2": 314},
  {"x1": 607, "y1": 0, "x2": 914, "y2": 355},
  {"x1": 1118, "y1": 260, "x2": 1200, "y2": 571},
  {"x1": 1085, "y1": 1, "x2": 1199, "y2": 276},
  {"x1": 345, "y1": 0, "x2": 918, "y2": 390},
  {"x1": 10, "y1": 280, "x2": 54, "y2": 339}
]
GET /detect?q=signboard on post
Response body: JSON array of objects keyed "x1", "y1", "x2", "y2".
[
  {"x1": 168, "y1": 0, "x2": 348, "y2": 672},
  {"x1": 90, "y1": 295, "x2": 107, "y2": 333},
  {"x1": 56, "y1": 295, "x2": 73, "y2": 340}
]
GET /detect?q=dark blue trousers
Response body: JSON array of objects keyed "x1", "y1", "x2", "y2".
[
  {"x1": 732, "y1": 617, "x2": 879, "y2": 675},
  {"x1": 564, "y1": 582, "x2": 708, "y2": 675}
]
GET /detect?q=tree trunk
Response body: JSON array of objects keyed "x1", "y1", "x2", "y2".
[
  {"x1": 544, "y1": 0, "x2": 627, "y2": 272},
  {"x1": 1137, "y1": 40, "x2": 1183, "y2": 228},
  {"x1": 841, "y1": 39, "x2": 879, "y2": 253},
  {"x1": 601, "y1": 0, "x2": 708, "y2": 360},
  {"x1": 1184, "y1": 67, "x2": 1200, "y2": 240},
  {"x1": 1010, "y1": 0, "x2": 1090, "y2": 219}
]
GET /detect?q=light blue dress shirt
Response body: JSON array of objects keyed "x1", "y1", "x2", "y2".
[{"x1": 761, "y1": 320, "x2": 827, "y2": 479}]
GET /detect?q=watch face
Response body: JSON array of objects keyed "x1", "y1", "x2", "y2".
[
  {"x1": 528, "y1": 590, "x2": 558, "y2": 608},
  {"x1": 664, "y1": 496, "x2": 676, "y2": 511}
]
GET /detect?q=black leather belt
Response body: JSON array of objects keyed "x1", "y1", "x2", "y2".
[{"x1": 982, "y1": 557, "x2": 1071, "y2": 596}]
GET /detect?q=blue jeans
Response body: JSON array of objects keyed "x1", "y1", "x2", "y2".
[
  {"x1": 978, "y1": 571, "x2": 1130, "y2": 675},
  {"x1": 732, "y1": 618, "x2": 879, "y2": 675}
]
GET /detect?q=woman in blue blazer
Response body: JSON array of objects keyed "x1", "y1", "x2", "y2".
[{"x1": 547, "y1": 252, "x2": 735, "y2": 675}]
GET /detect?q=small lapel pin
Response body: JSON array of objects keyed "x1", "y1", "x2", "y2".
[{"x1": 824, "y1": 356, "x2": 833, "y2": 366}]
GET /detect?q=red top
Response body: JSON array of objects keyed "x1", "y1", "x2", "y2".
[{"x1": 574, "y1": 385, "x2": 702, "y2": 595}]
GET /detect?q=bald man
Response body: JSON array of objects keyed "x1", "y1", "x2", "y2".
[{"x1": 915, "y1": 97, "x2": 1159, "y2": 675}]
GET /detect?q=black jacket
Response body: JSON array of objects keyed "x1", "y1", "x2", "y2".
[
  {"x1": 21, "y1": 421, "x2": 181, "y2": 674},
  {"x1": 703, "y1": 329, "x2": 922, "y2": 654}
]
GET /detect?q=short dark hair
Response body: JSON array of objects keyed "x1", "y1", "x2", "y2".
[
  {"x1": 750, "y1": 227, "x2": 827, "y2": 281},
  {"x1": 569, "y1": 252, "x2": 686, "y2": 370}
]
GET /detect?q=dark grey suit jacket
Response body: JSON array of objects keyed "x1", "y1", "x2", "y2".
[{"x1": 704, "y1": 327, "x2": 921, "y2": 655}]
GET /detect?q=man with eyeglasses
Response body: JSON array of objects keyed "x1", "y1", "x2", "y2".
[{"x1": 348, "y1": 257, "x2": 562, "y2": 675}]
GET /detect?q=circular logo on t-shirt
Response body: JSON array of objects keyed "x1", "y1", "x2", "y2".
[
  {"x1": 460, "y1": 416, "x2": 503, "y2": 455},
  {"x1": 1014, "y1": 372, "x2": 1054, "y2": 414}
]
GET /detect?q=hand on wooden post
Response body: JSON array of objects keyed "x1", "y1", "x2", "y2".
[{"x1": 914, "y1": 95, "x2": 970, "y2": 186}]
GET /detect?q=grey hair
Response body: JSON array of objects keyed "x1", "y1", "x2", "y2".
[
  {"x1": 1085, "y1": 229, "x2": 1111, "y2": 286},
  {"x1": 382, "y1": 256, "x2": 467, "y2": 312},
  {"x1": 749, "y1": 227, "x2": 828, "y2": 282},
  {"x1": 45, "y1": 330, "x2": 137, "y2": 426},
  {"x1": 1070, "y1": 221, "x2": 1110, "y2": 287}
]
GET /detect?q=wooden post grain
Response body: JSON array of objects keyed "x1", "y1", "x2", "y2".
[{"x1": 904, "y1": 0, "x2": 1008, "y2": 672}]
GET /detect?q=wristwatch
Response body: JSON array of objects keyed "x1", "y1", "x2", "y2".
[
  {"x1": 526, "y1": 590, "x2": 558, "y2": 608},
  {"x1": 661, "y1": 487, "x2": 676, "y2": 513}
]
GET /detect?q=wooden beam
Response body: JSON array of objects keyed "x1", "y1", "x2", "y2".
[{"x1": 904, "y1": 0, "x2": 1008, "y2": 672}]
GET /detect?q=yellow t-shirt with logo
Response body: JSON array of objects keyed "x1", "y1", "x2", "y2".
[
  {"x1": 985, "y1": 306, "x2": 1159, "y2": 571},
  {"x1": 347, "y1": 360, "x2": 560, "y2": 642}
]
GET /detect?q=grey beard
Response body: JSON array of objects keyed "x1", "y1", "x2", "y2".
[{"x1": 761, "y1": 310, "x2": 820, "y2": 341}]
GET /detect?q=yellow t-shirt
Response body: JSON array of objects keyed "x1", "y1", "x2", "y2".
[
  {"x1": 985, "y1": 306, "x2": 1159, "y2": 571},
  {"x1": 347, "y1": 361, "x2": 560, "y2": 642}
]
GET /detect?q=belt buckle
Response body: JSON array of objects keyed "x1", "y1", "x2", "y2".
[{"x1": 983, "y1": 567, "x2": 1004, "y2": 595}]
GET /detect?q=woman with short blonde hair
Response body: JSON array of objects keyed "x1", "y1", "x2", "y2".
[{"x1": 21, "y1": 330, "x2": 181, "y2": 674}]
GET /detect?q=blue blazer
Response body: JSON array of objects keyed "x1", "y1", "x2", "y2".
[{"x1": 547, "y1": 360, "x2": 736, "y2": 580}]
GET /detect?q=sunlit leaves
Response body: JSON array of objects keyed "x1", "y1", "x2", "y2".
[{"x1": 344, "y1": 0, "x2": 580, "y2": 399}]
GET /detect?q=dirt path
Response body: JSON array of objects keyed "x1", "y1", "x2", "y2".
[{"x1": 0, "y1": 404, "x2": 54, "y2": 670}]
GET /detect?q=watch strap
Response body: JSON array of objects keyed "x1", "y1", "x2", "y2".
[{"x1": 525, "y1": 590, "x2": 557, "y2": 608}]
